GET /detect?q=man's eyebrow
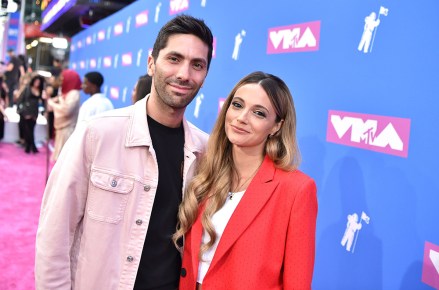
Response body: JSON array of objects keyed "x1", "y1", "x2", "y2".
[{"x1": 166, "y1": 51, "x2": 207, "y2": 65}]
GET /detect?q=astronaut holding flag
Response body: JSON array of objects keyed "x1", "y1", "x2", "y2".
[
  {"x1": 341, "y1": 211, "x2": 370, "y2": 253},
  {"x1": 358, "y1": 6, "x2": 389, "y2": 53}
]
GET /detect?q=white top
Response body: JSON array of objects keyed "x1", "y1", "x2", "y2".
[
  {"x1": 197, "y1": 190, "x2": 245, "y2": 284},
  {"x1": 76, "y1": 93, "x2": 114, "y2": 124}
]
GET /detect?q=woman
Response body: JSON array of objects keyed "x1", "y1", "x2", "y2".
[
  {"x1": 17, "y1": 74, "x2": 44, "y2": 153},
  {"x1": 175, "y1": 71, "x2": 318, "y2": 289},
  {"x1": 47, "y1": 69, "x2": 81, "y2": 161}
]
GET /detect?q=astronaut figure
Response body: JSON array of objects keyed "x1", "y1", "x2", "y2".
[
  {"x1": 341, "y1": 213, "x2": 362, "y2": 252},
  {"x1": 358, "y1": 12, "x2": 380, "y2": 53}
]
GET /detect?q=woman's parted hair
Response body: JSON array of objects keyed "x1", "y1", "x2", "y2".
[{"x1": 173, "y1": 71, "x2": 301, "y2": 256}]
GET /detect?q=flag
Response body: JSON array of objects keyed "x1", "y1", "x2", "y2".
[
  {"x1": 361, "y1": 211, "x2": 370, "y2": 224},
  {"x1": 379, "y1": 6, "x2": 389, "y2": 16}
]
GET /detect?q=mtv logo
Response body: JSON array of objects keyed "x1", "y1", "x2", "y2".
[
  {"x1": 122, "y1": 53, "x2": 132, "y2": 66},
  {"x1": 89, "y1": 59, "x2": 96, "y2": 68},
  {"x1": 103, "y1": 57, "x2": 112, "y2": 68},
  {"x1": 267, "y1": 21, "x2": 320, "y2": 54},
  {"x1": 70, "y1": 44, "x2": 75, "y2": 52},
  {"x1": 110, "y1": 87, "x2": 120, "y2": 100},
  {"x1": 86, "y1": 36, "x2": 92, "y2": 45},
  {"x1": 169, "y1": 0, "x2": 189, "y2": 15},
  {"x1": 80, "y1": 61, "x2": 85, "y2": 69},
  {"x1": 326, "y1": 110, "x2": 411, "y2": 157},
  {"x1": 114, "y1": 22, "x2": 124, "y2": 36},
  {"x1": 72, "y1": 63, "x2": 77, "y2": 70},
  {"x1": 218, "y1": 98, "x2": 226, "y2": 113},
  {"x1": 77, "y1": 41, "x2": 83, "y2": 48},
  {"x1": 98, "y1": 30, "x2": 105, "y2": 41},
  {"x1": 136, "y1": 11, "x2": 149, "y2": 27},
  {"x1": 422, "y1": 242, "x2": 439, "y2": 288},
  {"x1": 212, "y1": 37, "x2": 217, "y2": 58}
]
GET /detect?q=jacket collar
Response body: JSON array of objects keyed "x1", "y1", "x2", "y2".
[
  {"x1": 190, "y1": 156, "x2": 279, "y2": 277},
  {"x1": 125, "y1": 94, "x2": 204, "y2": 153}
]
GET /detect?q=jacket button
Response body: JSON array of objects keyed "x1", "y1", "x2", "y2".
[
  {"x1": 144, "y1": 185, "x2": 151, "y2": 191},
  {"x1": 127, "y1": 256, "x2": 134, "y2": 262},
  {"x1": 111, "y1": 180, "x2": 117, "y2": 187},
  {"x1": 136, "y1": 219, "x2": 142, "y2": 225},
  {"x1": 181, "y1": 268, "x2": 187, "y2": 277}
]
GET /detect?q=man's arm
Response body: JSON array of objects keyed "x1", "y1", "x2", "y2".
[{"x1": 35, "y1": 122, "x2": 92, "y2": 289}]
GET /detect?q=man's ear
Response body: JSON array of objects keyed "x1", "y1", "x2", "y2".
[{"x1": 147, "y1": 55, "x2": 154, "y2": 77}]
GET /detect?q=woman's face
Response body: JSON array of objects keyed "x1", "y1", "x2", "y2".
[
  {"x1": 33, "y1": 78, "x2": 40, "y2": 88},
  {"x1": 225, "y1": 83, "x2": 281, "y2": 154}
]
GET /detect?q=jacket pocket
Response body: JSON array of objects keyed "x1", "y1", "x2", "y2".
[{"x1": 87, "y1": 169, "x2": 134, "y2": 224}]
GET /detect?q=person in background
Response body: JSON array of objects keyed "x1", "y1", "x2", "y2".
[
  {"x1": 47, "y1": 69, "x2": 81, "y2": 161},
  {"x1": 35, "y1": 14, "x2": 214, "y2": 290},
  {"x1": 76, "y1": 71, "x2": 113, "y2": 124},
  {"x1": 132, "y1": 74, "x2": 152, "y2": 103},
  {"x1": 0, "y1": 79, "x2": 8, "y2": 140},
  {"x1": 175, "y1": 71, "x2": 318, "y2": 290},
  {"x1": 16, "y1": 74, "x2": 44, "y2": 153},
  {"x1": 14, "y1": 72, "x2": 33, "y2": 147},
  {"x1": 4, "y1": 48, "x2": 25, "y2": 107},
  {"x1": 45, "y1": 58, "x2": 64, "y2": 140}
]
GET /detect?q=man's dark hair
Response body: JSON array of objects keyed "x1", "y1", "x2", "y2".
[
  {"x1": 151, "y1": 14, "x2": 213, "y2": 70},
  {"x1": 84, "y1": 71, "x2": 104, "y2": 88}
]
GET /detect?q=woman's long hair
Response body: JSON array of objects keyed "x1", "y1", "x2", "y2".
[{"x1": 173, "y1": 71, "x2": 301, "y2": 257}]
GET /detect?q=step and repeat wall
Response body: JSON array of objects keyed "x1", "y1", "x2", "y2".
[{"x1": 69, "y1": 0, "x2": 439, "y2": 289}]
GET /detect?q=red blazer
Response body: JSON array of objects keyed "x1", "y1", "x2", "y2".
[{"x1": 180, "y1": 156, "x2": 318, "y2": 290}]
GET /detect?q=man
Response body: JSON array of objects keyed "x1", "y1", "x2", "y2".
[
  {"x1": 77, "y1": 71, "x2": 114, "y2": 124},
  {"x1": 4, "y1": 48, "x2": 24, "y2": 107},
  {"x1": 35, "y1": 15, "x2": 213, "y2": 290}
]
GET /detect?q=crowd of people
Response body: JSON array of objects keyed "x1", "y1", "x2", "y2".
[{"x1": 0, "y1": 52, "x2": 152, "y2": 159}]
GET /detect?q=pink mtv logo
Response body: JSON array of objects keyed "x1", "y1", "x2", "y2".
[
  {"x1": 169, "y1": 0, "x2": 189, "y2": 15},
  {"x1": 98, "y1": 30, "x2": 105, "y2": 41},
  {"x1": 135, "y1": 11, "x2": 149, "y2": 27},
  {"x1": 212, "y1": 37, "x2": 217, "y2": 58},
  {"x1": 110, "y1": 87, "x2": 119, "y2": 99},
  {"x1": 72, "y1": 63, "x2": 77, "y2": 70},
  {"x1": 114, "y1": 22, "x2": 124, "y2": 36},
  {"x1": 218, "y1": 98, "x2": 226, "y2": 113},
  {"x1": 80, "y1": 61, "x2": 85, "y2": 69},
  {"x1": 267, "y1": 21, "x2": 320, "y2": 54},
  {"x1": 326, "y1": 110, "x2": 411, "y2": 158},
  {"x1": 422, "y1": 242, "x2": 439, "y2": 289},
  {"x1": 89, "y1": 59, "x2": 96, "y2": 68},
  {"x1": 103, "y1": 57, "x2": 112, "y2": 68},
  {"x1": 122, "y1": 53, "x2": 132, "y2": 66},
  {"x1": 70, "y1": 44, "x2": 75, "y2": 52},
  {"x1": 77, "y1": 41, "x2": 83, "y2": 48},
  {"x1": 86, "y1": 36, "x2": 92, "y2": 45}
]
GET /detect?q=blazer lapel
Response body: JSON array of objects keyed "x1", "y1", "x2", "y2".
[
  {"x1": 207, "y1": 156, "x2": 279, "y2": 273},
  {"x1": 189, "y1": 205, "x2": 204, "y2": 281}
]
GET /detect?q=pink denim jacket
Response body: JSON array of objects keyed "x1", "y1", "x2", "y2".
[{"x1": 35, "y1": 96, "x2": 208, "y2": 290}]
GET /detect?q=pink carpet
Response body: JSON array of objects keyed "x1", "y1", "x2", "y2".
[{"x1": 0, "y1": 142, "x2": 53, "y2": 290}]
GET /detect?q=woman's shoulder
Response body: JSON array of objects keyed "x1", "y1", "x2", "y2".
[{"x1": 275, "y1": 168, "x2": 315, "y2": 191}]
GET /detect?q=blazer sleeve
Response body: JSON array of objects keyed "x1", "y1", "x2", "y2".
[
  {"x1": 283, "y1": 177, "x2": 318, "y2": 289},
  {"x1": 35, "y1": 122, "x2": 92, "y2": 290}
]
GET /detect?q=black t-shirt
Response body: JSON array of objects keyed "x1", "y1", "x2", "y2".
[
  {"x1": 134, "y1": 115, "x2": 185, "y2": 290},
  {"x1": 5, "y1": 56, "x2": 21, "y2": 85}
]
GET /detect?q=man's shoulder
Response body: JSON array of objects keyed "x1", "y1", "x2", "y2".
[{"x1": 85, "y1": 105, "x2": 132, "y2": 127}]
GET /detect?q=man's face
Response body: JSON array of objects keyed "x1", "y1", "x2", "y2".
[
  {"x1": 81, "y1": 78, "x2": 95, "y2": 95},
  {"x1": 147, "y1": 34, "x2": 209, "y2": 110}
]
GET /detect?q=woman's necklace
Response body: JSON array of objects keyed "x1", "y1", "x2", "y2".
[{"x1": 228, "y1": 162, "x2": 263, "y2": 200}]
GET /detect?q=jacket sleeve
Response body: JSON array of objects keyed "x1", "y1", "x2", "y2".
[
  {"x1": 35, "y1": 122, "x2": 92, "y2": 290},
  {"x1": 283, "y1": 178, "x2": 318, "y2": 289}
]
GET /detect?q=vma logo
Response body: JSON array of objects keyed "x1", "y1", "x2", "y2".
[
  {"x1": 267, "y1": 21, "x2": 320, "y2": 54},
  {"x1": 327, "y1": 110, "x2": 411, "y2": 157},
  {"x1": 169, "y1": 0, "x2": 189, "y2": 15},
  {"x1": 423, "y1": 241, "x2": 439, "y2": 289}
]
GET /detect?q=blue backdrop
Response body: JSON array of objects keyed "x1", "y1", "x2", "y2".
[{"x1": 69, "y1": 0, "x2": 439, "y2": 289}]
